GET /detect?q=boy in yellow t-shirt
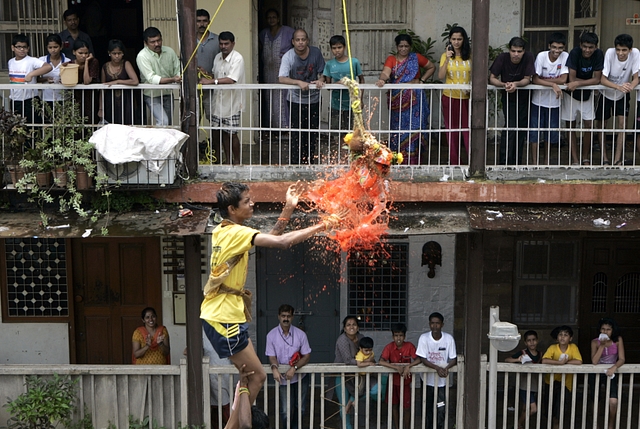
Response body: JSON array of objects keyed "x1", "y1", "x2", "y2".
[{"x1": 542, "y1": 325, "x2": 582, "y2": 428}]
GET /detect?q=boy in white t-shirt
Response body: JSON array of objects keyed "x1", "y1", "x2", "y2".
[
  {"x1": 597, "y1": 34, "x2": 640, "y2": 166},
  {"x1": 8, "y1": 34, "x2": 52, "y2": 123},
  {"x1": 529, "y1": 33, "x2": 569, "y2": 165},
  {"x1": 416, "y1": 312, "x2": 457, "y2": 429}
]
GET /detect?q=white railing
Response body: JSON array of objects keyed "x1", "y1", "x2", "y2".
[
  {"x1": 0, "y1": 83, "x2": 183, "y2": 188},
  {"x1": 492, "y1": 362, "x2": 640, "y2": 429},
  {"x1": 207, "y1": 358, "x2": 466, "y2": 429},
  {"x1": 487, "y1": 84, "x2": 640, "y2": 169},
  {"x1": 197, "y1": 83, "x2": 471, "y2": 171},
  {"x1": 0, "y1": 363, "x2": 182, "y2": 429}
]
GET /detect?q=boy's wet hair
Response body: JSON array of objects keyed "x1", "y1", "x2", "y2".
[
  {"x1": 216, "y1": 182, "x2": 249, "y2": 218},
  {"x1": 429, "y1": 312, "x2": 444, "y2": 323},
  {"x1": 548, "y1": 32, "x2": 566, "y2": 47},
  {"x1": 580, "y1": 32, "x2": 599, "y2": 46},
  {"x1": 329, "y1": 35, "x2": 346, "y2": 47},
  {"x1": 551, "y1": 325, "x2": 573, "y2": 339},
  {"x1": 12, "y1": 34, "x2": 29, "y2": 47},
  {"x1": 252, "y1": 405, "x2": 270, "y2": 429},
  {"x1": 391, "y1": 323, "x2": 407, "y2": 335},
  {"x1": 523, "y1": 330, "x2": 538, "y2": 340},
  {"x1": 614, "y1": 33, "x2": 633, "y2": 50},
  {"x1": 359, "y1": 336, "x2": 374, "y2": 349}
]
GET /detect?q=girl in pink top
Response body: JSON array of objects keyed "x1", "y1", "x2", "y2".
[{"x1": 590, "y1": 317, "x2": 625, "y2": 429}]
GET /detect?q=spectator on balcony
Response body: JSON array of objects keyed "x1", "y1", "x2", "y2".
[
  {"x1": 505, "y1": 330, "x2": 542, "y2": 429},
  {"x1": 333, "y1": 315, "x2": 362, "y2": 429},
  {"x1": 195, "y1": 9, "x2": 220, "y2": 127},
  {"x1": 199, "y1": 31, "x2": 245, "y2": 165},
  {"x1": 201, "y1": 182, "x2": 345, "y2": 406},
  {"x1": 259, "y1": 9, "x2": 294, "y2": 134},
  {"x1": 590, "y1": 318, "x2": 625, "y2": 429},
  {"x1": 489, "y1": 37, "x2": 535, "y2": 165},
  {"x1": 100, "y1": 39, "x2": 139, "y2": 126},
  {"x1": 265, "y1": 304, "x2": 311, "y2": 429},
  {"x1": 59, "y1": 9, "x2": 94, "y2": 61},
  {"x1": 562, "y1": 32, "x2": 604, "y2": 165},
  {"x1": 597, "y1": 34, "x2": 640, "y2": 166},
  {"x1": 65, "y1": 39, "x2": 100, "y2": 124},
  {"x1": 132, "y1": 307, "x2": 170, "y2": 364},
  {"x1": 541, "y1": 325, "x2": 582, "y2": 429},
  {"x1": 38, "y1": 34, "x2": 71, "y2": 108},
  {"x1": 278, "y1": 29, "x2": 325, "y2": 164},
  {"x1": 136, "y1": 27, "x2": 181, "y2": 126},
  {"x1": 8, "y1": 34, "x2": 52, "y2": 124},
  {"x1": 379, "y1": 323, "x2": 421, "y2": 429},
  {"x1": 319, "y1": 35, "x2": 364, "y2": 153},
  {"x1": 528, "y1": 32, "x2": 569, "y2": 165},
  {"x1": 416, "y1": 312, "x2": 457, "y2": 429},
  {"x1": 438, "y1": 26, "x2": 472, "y2": 166},
  {"x1": 376, "y1": 34, "x2": 435, "y2": 165}
]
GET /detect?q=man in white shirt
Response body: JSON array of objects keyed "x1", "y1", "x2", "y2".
[
  {"x1": 416, "y1": 312, "x2": 457, "y2": 429},
  {"x1": 199, "y1": 31, "x2": 245, "y2": 165},
  {"x1": 597, "y1": 33, "x2": 640, "y2": 165},
  {"x1": 529, "y1": 33, "x2": 569, "y2": 165}
]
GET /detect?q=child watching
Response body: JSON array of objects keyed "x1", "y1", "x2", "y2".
[
  {"x1": 346, "y1": 336, "x2": 376, "y2": 414},
  {"x1": 505, "y1": 330, "x2": 542, "y2": 429},
  {"x1": 38, "y1": 34, "x2": 71, "y2": 107},
  {"x1": 379, "y1": 323, "x2": 421, "y2": 429},
  {"x1": 597, "y1": 34, "x2": 640, "y2": 165},
  {"x1": 320, "y1": 35, "x2": 364, "y2": 151},
  {"x1": 542, "y1": 325, "x2": 582, "y2": 429},
  {"x1": 8, "y1": 34, "x2": 53, "y2": 123},
  {"x1": 529, "y1": 33, "x2": 568, "y2": 165}
]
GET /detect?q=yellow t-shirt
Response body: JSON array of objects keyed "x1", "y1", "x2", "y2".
[
  {"x1": 200, "y1": 222, "x2": 260, "y2": 326},
  {"x1": 355, "y1": 350, "x2": 375, "y2": 375},
  {"x1": 439, "y1": 53, "x2": 472, "y2": 99},
  {"x1": 542, "y1": 343, "x2": 582, "y2": 391}
]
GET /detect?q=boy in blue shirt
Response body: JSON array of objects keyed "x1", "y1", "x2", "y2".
[{"x1": 320, "y1": 35, "x2": 364, "y2": 149}]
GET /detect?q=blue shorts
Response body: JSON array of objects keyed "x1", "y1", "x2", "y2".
[
  {"x1": 529, "y1": 105, "x2": 560, "y2": 144},
  {"x1": 519, "y1": 389, "x2": 538, "y2": 404},
  {"x1": 202, "y1": 319, "x2": 250, "y2": 359}
]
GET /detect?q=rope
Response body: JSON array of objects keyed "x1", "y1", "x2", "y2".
[
  {"x1": 182, "y1": 0, "x2": 226, "y2": 75},
  {"x1": 341, "y1": 0, "x2": 355, "y2": 81}
]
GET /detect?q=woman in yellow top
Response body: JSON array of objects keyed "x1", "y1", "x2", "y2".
[
  {"x1": 438, "y1": 27, "x2": 472, "y2": 165},
  {"x1": 132, "y1": 307, "x2": 171, "y2": 364}
]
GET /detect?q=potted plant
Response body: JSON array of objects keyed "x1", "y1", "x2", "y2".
[
  {"x1": 17, "y1": 94, "x2": 110, "y2": 231},
  {"x1": 0, "y1": 107, "x2": 31, "y2": 185}
]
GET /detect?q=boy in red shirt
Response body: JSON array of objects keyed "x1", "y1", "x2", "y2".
[{"x1": 379, "y1": 323, "x2": 421, "y2": 429}]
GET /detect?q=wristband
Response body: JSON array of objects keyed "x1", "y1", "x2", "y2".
[
  {"x1": 271, "y1": 364, "x2": 278, "y2": 370},
  {"x1": 277, "y1": 217, "x2": 290, "y2": 222},
  {"x1": 238, "y1": 387, "x2": 250, "y2": 396}
]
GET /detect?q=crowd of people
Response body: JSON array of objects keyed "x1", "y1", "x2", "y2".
[{"x1": 9, "y1": 8, "x2": 638, "y2": 167}]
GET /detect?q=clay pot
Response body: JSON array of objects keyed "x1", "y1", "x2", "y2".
[
  {"x1": 51, "y1": 167, "x2": 68, "y2": 188},
  {"x1": 7, "y1": 165, "x2": 25, "y2": 186},
  {"x1": 75, "y1": 166, "x2": 92, "y2": 190},
  {"x1": 36, "y1": 171, "x2": 52, "y2": 187}
]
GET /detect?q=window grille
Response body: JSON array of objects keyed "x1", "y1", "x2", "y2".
[
  {"x1": 347, "y1": 243, "x2": 408, "y2": 331},
  {"x1": 514, "y1": 240, "x2": 579, "y2": 324},
  {"x1": 3, "y1": 238, "x2": 69, "y2": 317},
  {"x1": 591, "y1": 272, "x2": 607, "y2": 313},
  {"x1": 615, "y1": 273, "x2": 640, "y2": 313}
]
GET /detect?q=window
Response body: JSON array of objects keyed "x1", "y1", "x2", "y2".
[
  {"x1": 0, "y1": 1, "x2": 61, "y2": 71},
  {"x1": 615, "y1": 273, "x2": 640, "y2": 313},
  {"x1": 2, "y1": 238, "x2": 69, "y2": 319},
  {"x1": 347, "y1": 243, "x2": 408, "y2": 330},
  {"x1": 523, "y1": 0, "x2": 599, "y2": 54},
  {"x1": 513, "y1": 240, "x2": 579, "y2": 324}
]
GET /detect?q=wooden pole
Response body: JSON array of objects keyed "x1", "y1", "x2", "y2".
[
  {"x1": 469, "y1": 0, "x2": 490, "y2": 177},
  {"x1": 178, "y1": 0, "x2": 199, "y2": 176}
]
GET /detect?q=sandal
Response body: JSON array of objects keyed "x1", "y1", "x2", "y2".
[
  {"x1": 603, "y1": 160, "x2": 610, "y2": 165},
  {"x1": 582, "y1": 159, "x2": 591, "y2": 166},
  {"x1": 614, "y1": 160, "x2": 623, "y2": 166}
]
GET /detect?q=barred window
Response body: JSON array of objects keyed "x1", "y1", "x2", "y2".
[
  {"x1": 2, "y1": 238, "x2": 69, "y2": 318},
  {"x1": 347, "y1": 243, "x2": 408, "y2": 331},
  {"x1": 513, "y1": 240, "x2": 579, "y2": 324}
]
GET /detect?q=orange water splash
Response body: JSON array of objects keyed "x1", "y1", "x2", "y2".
[{"x1": 304, "y1": 78, "x2": 400, "y2": 251}]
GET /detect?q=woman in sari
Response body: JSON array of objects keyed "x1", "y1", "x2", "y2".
[
  {"x1": 376, "y1": 34, "x2": 435, "y2": 165},
  {"x1": 258, "y1": 9, "x2": 295, "y2": 132},
  {"x1": 132, "y1": 307, "x2": 171, "y2": 364}
]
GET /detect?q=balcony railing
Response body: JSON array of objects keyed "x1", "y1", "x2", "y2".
[
  {"x1": 1, "y1": 83, "x2": 182, "y2": 188},
  {"x1": 4, "y1": 83, "x2": 640, "y2": 185},
  {"x1": 2, "y1": 358, "x2": 637, "y2": 429}
]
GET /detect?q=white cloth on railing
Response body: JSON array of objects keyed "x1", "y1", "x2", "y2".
[{"x1": 89, "y1": 124, "x2": 187, "y2": 172}]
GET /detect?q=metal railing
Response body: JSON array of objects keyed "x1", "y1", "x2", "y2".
[
  {"x1": 491, "y1": 362, "x2": 640, "y2": 429},
  {"x1": 1, "y1": 83, "x2": 183, "y2": 187}
]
